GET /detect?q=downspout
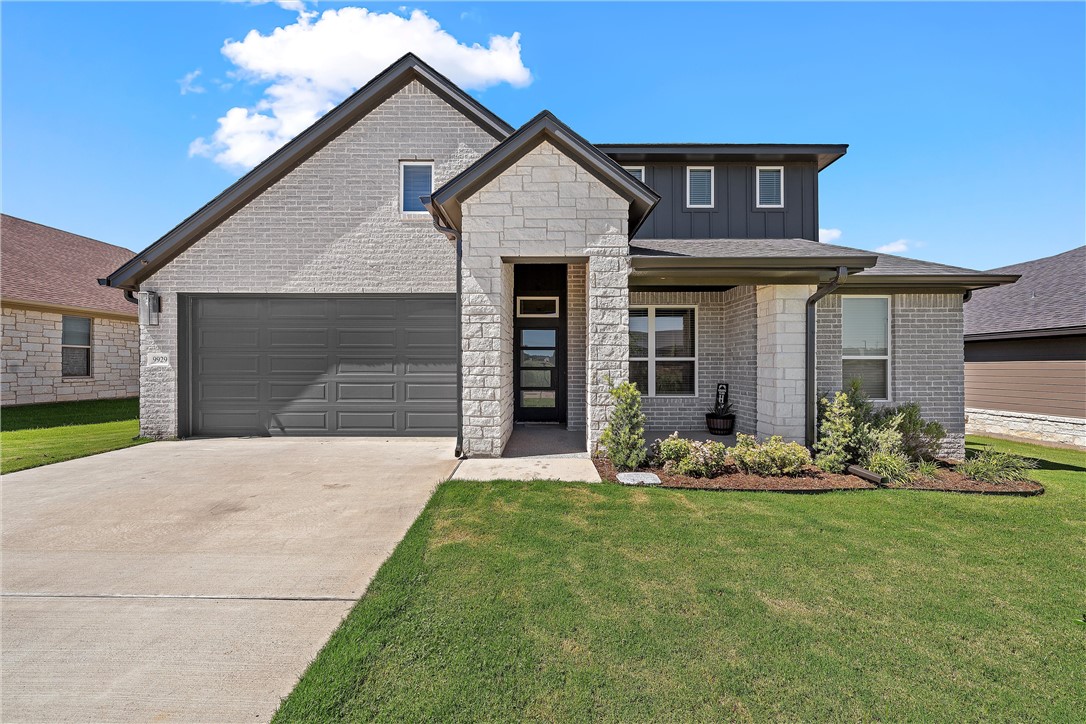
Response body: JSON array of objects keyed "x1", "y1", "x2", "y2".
[
  {"x1": 123, "y1": 290, "x2": 139, "y2": 305},
  {"x1": 805, "y1": 266, "x2": 849, "y2": 447},
  {"x1": 425, "y1": 201, "x2": 466, "y2": 459}
]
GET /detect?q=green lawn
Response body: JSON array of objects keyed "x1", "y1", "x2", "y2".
[
  {"x1": 1, "y1": 397, "x2": 149, "y2": 474},
  {"x1": 276, "y1": 436, "x2": 1085, "y2": 722}
]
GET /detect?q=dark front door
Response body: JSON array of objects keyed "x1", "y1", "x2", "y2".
[{"x1": 515, "y1": 325, "x2": 561, "y2": 422}]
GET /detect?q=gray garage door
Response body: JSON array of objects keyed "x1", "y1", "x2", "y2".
[{"x1": 186, "y1": 295, "x2": 456, "y2": 436}]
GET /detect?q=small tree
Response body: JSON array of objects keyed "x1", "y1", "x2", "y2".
[
  {"x1": 599, "y1": 380, "x2": 647, "y2": 471},
  {"x1": 814, "y1": 391, "x2": 854, "y2": 473}
]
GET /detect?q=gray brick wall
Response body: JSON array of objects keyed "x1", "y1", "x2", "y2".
[
  {"x1": 722, "y1": 286, "x2": 758, "y2": 434},
  {"x1": 566, "y1": 262, "x2": 587, "y2": 432},
  {"x1": 2, "y1": 305, "x2": 139, "y2": 405},
  {"x1": 815, "y1": 292, "x2": 966, "y2": 458},
  {"x1": 138, "y1": 80, "x2": 499, "y2": 438}
]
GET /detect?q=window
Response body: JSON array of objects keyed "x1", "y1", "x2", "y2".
[
  {"x1": 517, "y1": 296, "x2": 560, "y2": 318},
  {"x1": 623, "y1": 166, "x2": 645, "y2": 183},
  {"x1": 61, "y1": 315, "x2": 92, "y2": 377},
  {"x1": 842, "y1": 296, "x2": 890, "y2": 400},
  {"x1": 400, "y1": 162, "x2": 433, "y2": 213},
  {"x1": 756, "y1": 166, "x2": 784, "y2": 208},
  {"x1": 686, "y1": 167, "x2": 714, "y2": 208},
  {"x1": 629, "y1": 306, "x2": 697, "y2": 396}
]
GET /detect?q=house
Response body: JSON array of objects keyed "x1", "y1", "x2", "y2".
[
  {"x1": 2, "y1": 214, "x2": 139, "y2": 405},
  {"x1": 102, "y1": 54, "x2": 1017, "y2": 459},
  {"x1": 964, "y1": 246, "x2": 1085, "y2": 448}
]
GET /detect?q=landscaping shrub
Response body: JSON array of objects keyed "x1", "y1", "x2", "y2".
[
  {"x1": 672, "y1": 440, "x2": 730, "y2": 478},
  {"x1": 865, "y1": 451, "x2": 913, "y2": 484},
  {"x1": 814, "y1": 391, "x2": 854, "y2": 473},
  {"x1": 600, "y1": 380, "x2": 647, "y2": 471},
  {"x1": 652, "y1": 432, "x2": 695, "y2": 466},
  {"x1": 875, "y1": 402, "x2": 946, "y2": 461},
  {"x1": 913, "y1": 459, "x2": 940, "y2": 481},
  {"x1": 957, "y1": 449, "x2": 1038, "y2": 483},
  {"x1": 729, "y1": 434, "x2": 812, "y2": 476}
]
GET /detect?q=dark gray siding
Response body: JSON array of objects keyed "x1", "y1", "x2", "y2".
[{"x1": 632, "y1": 162, "x2": 818, "y2": 240}]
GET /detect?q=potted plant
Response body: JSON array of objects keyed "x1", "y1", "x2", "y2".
[{"x1": 705, "y1": 399, "x2": 736, "y2": 436}]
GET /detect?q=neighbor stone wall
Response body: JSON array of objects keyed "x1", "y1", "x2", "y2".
[
  {"x1": 755, "y1": 285, "x2": 813, "y2": 442},
  {"x1": 460, "y1": 141, "x2": 629, "y2": 456},
  {"x1": 1, "y1": 304, "x2": 138, "y2": 405},
  {"x1": 815, "y1": 292, "x2": 966, "y2": 459},
  {"x1": 566, "y1": 263, "x2": 587, "y2": 432},
  {"x1": 966, "y1": 408, "x2": 1086, "y2": 449},
  {"x1": 137, "y1": 80, "x2": 499, "y2": 437}
]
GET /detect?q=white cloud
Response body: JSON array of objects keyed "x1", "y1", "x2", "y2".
[
  {"x1": 818, "y1": 227, "x2": 842, "y2": 243},
  {"x1": 179, "y1": 69, "x2": 206, "y2": 95},
  {"x1": 191, "y1": 7, "x2": 531, "y2": 172},
  {"x1": 876, "y1": 239, "x2": 913, "y2": 254}
]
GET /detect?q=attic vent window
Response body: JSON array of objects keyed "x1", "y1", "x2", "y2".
[
  {"x1": 400, "y1": 161, "x2": 433, "y2": 214},
  {"x1": 686, "y1": 167, "x2": 714, "y2": 208},
  {"x1": 757, "y1": 166, "x2": 784, "y2": 208}
]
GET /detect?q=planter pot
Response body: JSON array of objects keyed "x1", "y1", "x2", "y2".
[{"x1": 705, "y1": 413, "x2": 736, "y2": 436}]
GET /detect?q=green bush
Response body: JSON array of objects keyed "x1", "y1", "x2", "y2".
[
  {"x1": 673, "y1": 440, "x2": 730, "y2": 478},
  {"x1": 957, "y1": 449, "x2": 1038, "y2": 483},
  {"x1": 913, "y1": 459, "x2": 940, "y2": 481},
  {"x1": 729, "y1": 434, "x2": 812, "y2": 476},
  {"x1": 813, "y1": 391, "x2": 854, "y2": 473},
  {"x1": 652, "y1": 432, "x2": 695, "y2": 466},
  {"x1": 599, "y1": 380, "x2": 647, "y2": 471},
  {"x1": 875, "y1": 402, "x2": 946, "y2": 462},
  {"x1": 866, "y1": 451, "x2": 913, "y2": 484}
]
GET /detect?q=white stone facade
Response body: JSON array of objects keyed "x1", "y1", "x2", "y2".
[
  {"x1": 459, "y1": 141, "x2": 630, "y2": 456},
  {"x1": 1, "y1": 304, "x2": 139, "y2": 405},
  {"x1": 755, "y1": 285, "x2": 813, "y2": 442},
  {"x1": 967, "y1": 408, "x2": 1086, "y2": 449}
]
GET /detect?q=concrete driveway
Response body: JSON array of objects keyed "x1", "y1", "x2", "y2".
[{"x1": 1, "y1": 437, "x2": 456, "y2": 723}]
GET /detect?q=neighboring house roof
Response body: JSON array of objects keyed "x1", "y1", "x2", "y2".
[
  {"x1": 598, "y1": 144, "x2": 849, "y2": 171},
  {"x1": 964, "y1": 246, "x2": 1086, "y2": 339},
  {"x1": 1, "y1": 214, "x2": 136, "y2": 318},
  {"x1": 428, "y1": 110, "x2": 660, "y2": 235},
  {"x1": 103, "y1": 53, "x2": 514, "y2": 291}
]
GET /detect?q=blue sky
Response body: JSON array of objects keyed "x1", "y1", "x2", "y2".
[{"x1": 3, "y1": 1, "x2": 1083, "y2": 269}]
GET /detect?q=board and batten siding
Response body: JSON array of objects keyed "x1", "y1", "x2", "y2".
[
  {"x1": 632, "y1": 163, "x2": 818, "y2": 241},
  {"x1": 965, "y1": 336, "x2": 1086, "y2": 419}
]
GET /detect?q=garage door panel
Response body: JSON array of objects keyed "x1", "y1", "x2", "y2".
[{"x1": 188, "y1": 295, "x2": 455, "y2": 436}]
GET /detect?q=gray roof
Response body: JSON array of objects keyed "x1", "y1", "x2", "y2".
[
  {"x1": 631, "y1": 238, "x2": 874, "y2": 260},
  {"x1": 597, "y1": 144, "x2": 848, "y2": 171},
  {"x1": 964, "y1": 246, "x2": 1086, "y2": 338}
]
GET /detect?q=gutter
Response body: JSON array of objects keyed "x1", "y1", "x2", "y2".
[
  {"x1": 805, "y1": 266, "x2": 848, "y2": 447},
  {"x1": 423, "y1": 197, "x2": 465, "y2": 459},
  {"x1": 97, "y1": 277, "x2": 140, "y2": 305}
]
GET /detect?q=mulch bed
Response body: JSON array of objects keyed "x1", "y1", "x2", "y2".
[
  {"x1": 592, "y1": 458, "x2": 876, "y2": 493},
  {"x1": 592, "y1": 459, "x2": 1045, "y2": 496},
  {"x1": 886, "y1": 469, "x2": 1045, "y2": 496}
]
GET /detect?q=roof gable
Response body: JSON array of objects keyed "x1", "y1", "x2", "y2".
[
  {"x1": 104, "y1": 53, "x2": 513, "y2": 290},
  {"x1": 428, "y1": 111, "x2": 660, "y2": 235}
]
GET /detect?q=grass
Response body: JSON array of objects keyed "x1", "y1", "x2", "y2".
[
  {"x1": 276, "y1": 436, "x2": 1085, "y2": 722},
  {"x1": 1, "y1": 397, "x2": 149, "y2": 474}
]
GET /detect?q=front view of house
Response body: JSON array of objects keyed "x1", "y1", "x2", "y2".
[{"x1": 104, "y1": 55, "x2": 1016, "y2": 459}]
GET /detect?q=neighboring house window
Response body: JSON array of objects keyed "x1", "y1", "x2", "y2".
[
  {"x1": 61, "y1": 315, "x2": 92, "y2": 377},
  {"x1": 842, "y1": 296, "x2": 891, "y2": 400},
  {"x1": 756, "y1": 166, "x2": 784, "y2": 208},
  {"x1": 623, "y1": 166, "x2": 645, "y2": 183},
  {"x1": 629, "y1": 306, "x2": 697, "y2": 396},
  {"x1": 400, "y1": 161, "x2": 433, "y2": 213},
  {"x1": 686, "y1": 166, "x2": 714, "y2": 208}
]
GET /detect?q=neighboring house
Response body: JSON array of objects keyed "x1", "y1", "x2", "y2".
[
  {"x1": 1, "y1": 214, "x2": 139, "y2": 405},
  {"x1": 964, "y1": 247, "x2": 1086, "y2": 448},
  {"x1": 102, "y1": 54, "x2": 1017, "y2": 458}
]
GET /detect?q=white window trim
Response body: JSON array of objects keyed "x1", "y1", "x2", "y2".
[
  {"x1": 623, "y1": 166, "x2": 646, "y2": 184},
  {"x1": 685, "y1": 166, "x2": 714, "y2": 209},
  {"x1": 516, "y1": 296, "x2": 560, "y2": 318},
  {"x1": 756, "y1": 165, "x2": 785, "y2": 209},
  {"x1": 399, "y1": 160, "x2": 434, "y2": 215},
  {"x1": 841, "y1": 294, "x2": 892, "y2": 402},
  {"x1": 630, "y1": 305, "x2": 698, "y2": 397},
  {"x1": 61, "y1": 314, "x2": 93, "y2": 379}
]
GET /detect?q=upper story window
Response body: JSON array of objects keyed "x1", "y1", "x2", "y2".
[
  {"x1": 400, "y1": 161, "x2": 433, "y2": 214},
  {"x1": 629, "y1": 306, "x2": 697, "y2": 396},
  {"x1": 61, "y1": 315, "x2": 92, "y2": 378},
  {"x1": 623, "y1": 166, "x2": 645, "y2": 183},
  {"x1": 686, "y1": 167, "x2": 714, "y2": 208},
  {"x1": 842, "y1": 296, "x2": 891, "y2": 401},
  {"x1": 756, "y1": 166, "x2": 784, "y2": 208}
]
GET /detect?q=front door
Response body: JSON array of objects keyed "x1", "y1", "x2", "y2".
[{"x1": 515, "y1": 325, "x2": 562, "y2": 422}]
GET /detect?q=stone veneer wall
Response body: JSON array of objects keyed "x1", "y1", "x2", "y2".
[
  {"x1": 1, "y1": 305, "x2": 139, "y2": 405},
  {"x1": 566, "y1": 263, "x2": 587, "y2": 432},
  {"x1": 137, "y1": 80, "x2": 499, "y2": 438},
  {"x1": 966, "y1": 408, "x2": 1086, "y2": 449},
  {"x1": 815, "y1": 292, "x2": 966, "y2": 458},
  {"x1": 460, "y1": 141, "x2": 629, "y2": 456},
  {"x1": 755, "y1": 285, "x2": 813, "y2": 442}
]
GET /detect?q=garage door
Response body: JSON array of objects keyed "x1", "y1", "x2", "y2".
[{"x1": 186, "y1": 295, "x2": 456, "y2": 436}]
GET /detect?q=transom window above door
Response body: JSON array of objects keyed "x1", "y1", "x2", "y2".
[
  {"x1": 517, "y1": 296, "x2": 559, "y2": 318},
  {"x1": 629, "y1": 306, "x2": 697, "y2": 396}
]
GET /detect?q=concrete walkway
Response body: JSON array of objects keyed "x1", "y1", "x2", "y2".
[{"x1": 1, "y1": 437, "x2": 457, "y2": 723}]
